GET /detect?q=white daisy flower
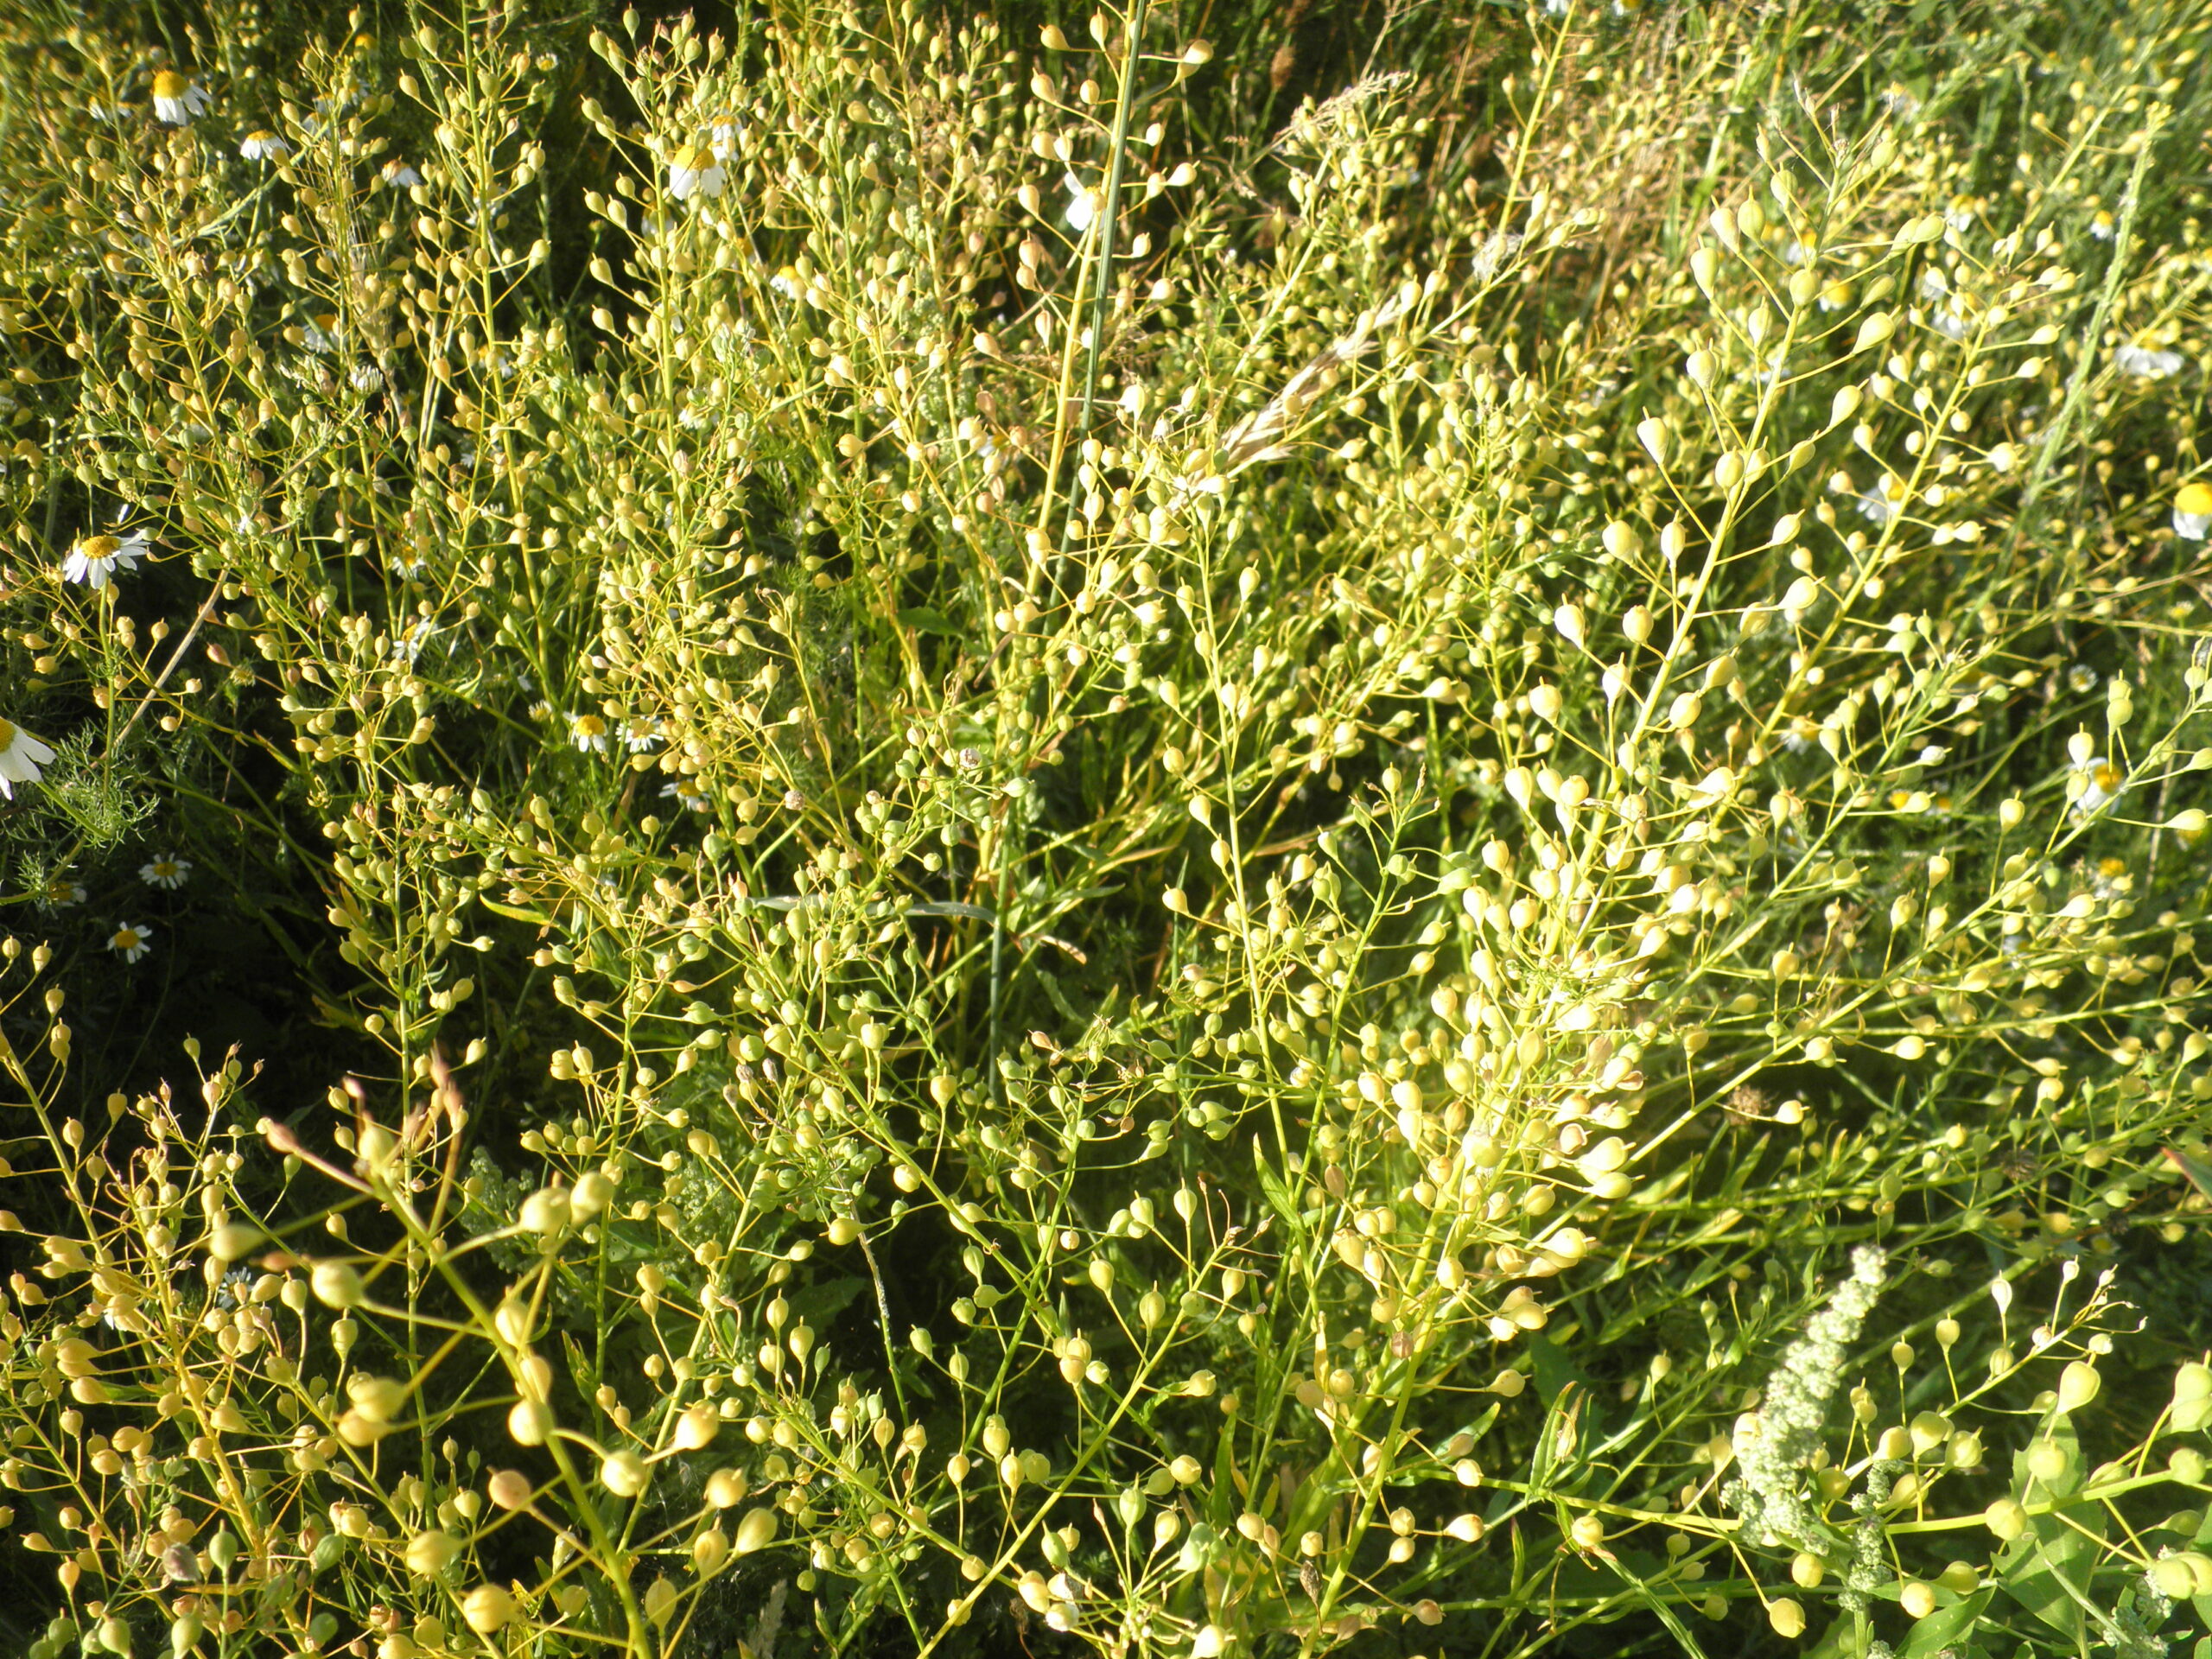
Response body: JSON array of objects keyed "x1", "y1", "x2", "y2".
[
  {"x1": 140, "y1": 854, "x2": 192, "y2": 890},
  {"x1": 667, "y1": 143, "x2": 726, "y2": 202},
  {"x1": 2071, "y1": 753, "x2": 2126, "y2": 816},
  {"x1": 380, "y1": 161, "x2": 423, "y2": 189},
  {"x1": 709, "y1": 114, "x2": 744, "y2": 161},
  {"x1": 1062, "y1": 170, "x2": 1101, "y2": 233},
  {"x1": 621, "y1": 715, "x2": 664, "y2": 753},
  {"x1": 2065, "y1": 664, "x2": 2099, "y2": 693},
  {"x1": 41, "y1": 874, "x2": 86, "y2": 911},
  {"x1": 661, "y1": 780, "x2": 710, "y2": 813},
  {"x1": 349, "y1": 362, "x2": 384, "y2": 392},
  {"x1": 239, "y1": 130, "x2": 289, "y2": 161},
  {"x1": 391, "y1": 619, "x2": 442, "y2": 663},
  {"x1": 108, "y1": 921, "x2": 155, "y2": 963},
  {"x1": 302, "y1": 314, "x2": 341, "y2": 353},
  {"x1": 2114, "y1": 344, "x2": 2183, "y2": 378},
  {"x1": 1854, "y1": 474, "x2": 1909, "y2": 527},
  {"x1": 2088, "y1": 210, "x2": 2115, "y2": 242},
  {"x1": 570, "y1": 713, "x2": 611, "y2": 753},
  {"x1": 151, "y1": 71, "x2": 210, "y2": 125},
  {"x1": 2172, "y1": 482, "x2": 2212, "y2": 540},
  {"x1": 63, "y1": 528, "x2": 149, "y2": 589}
]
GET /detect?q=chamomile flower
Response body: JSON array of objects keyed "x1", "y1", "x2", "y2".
[
  {"x1": 108, "y1": 922, "x2": 155, "y2": 963},
  {"x1": 380, "y1": 160, "x2": 423, "y2": 189},
  {"x1": 2070, "y1": 753, "x2": 2126, "y2": 815},
  {"x1": 151, "y1": 71, "x2": 210, "y2": 125},
  {"x1": 708, "y1": 112, "x2": 744, "y2": 160},
  {"x1": 2088, "y1": 209, "x2": 2116, "y2": 242},
  {"x1": 2066, "y1": 664, "x2": 2100, "y2": 694},
  {"x1": 620, "y1": 715, "x2": 664, "y2": 753},
  {"x1": 1062, "y1": 170, "x2": 1102, "y2": 233},
  {"x1": 2088, "y1": 857, "x2": 2133, "y2": 902},
  {"x1": 391, "y1": 618, "x2": 442, "y2": 664},
  {"x1": 139, "y1": 854, "x2": 192, "y2": 890},
  {"x1": 302, "y1": 314, "x2": 341, "y2": 353},
  {"x1": 348, "y1": 362, "x2": 384, "y2": 392},
  {"x1": 64, "y1": 528, "x2": 149, "y2": 589},
  {"x1": 239, "y1": 130, "x2": 289, "y2": 161},
  {"x1": 768, "y1": 265, "x2": 803, "y2": 300},
  {"x1": 667, "y1": 143, "x2": 726, "y2": 202},
  {"x1": 662, "y1": 779, "x2": 710, "y2": 813},
  {"x1": 0, "y1": 716, "x2": 56, "y2": 800},
  {"x1": 2114, "y1": 342, "x2": 2183, "y2": 379},
  {"x1": 41, "y1": 874, "x2": 86, "y2": 911},
  {"x1": 2172, "y1": 481, "x2": 2212, "y2": 540},
  {"x1": 1854, "y1": 473, "x2": 1909, "y2": 527},
  {"x1": 570, "y1": 713, "x2": 611, "y2": 754}
]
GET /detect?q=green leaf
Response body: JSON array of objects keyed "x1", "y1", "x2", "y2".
[
  {"x1": 1995, "y1": 1503, "x2": 2102, "y2": 1644},
  {"x1": 1897, "y1": 1587, "x2": 1993, "y2": 1657},
  {"x1": 1252, "y1": 1139, "x2": 1300, "y2": 1229},
  {"x1": 2164, "y1": 1145, "x2": 2212, "y2": 1200},
  {"x1": 898, "y1": 607, "x2": 959, "y2": 638}
]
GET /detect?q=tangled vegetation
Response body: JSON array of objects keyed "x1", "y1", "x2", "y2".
[{"x1": 2, "y1": 0, "x2": 2212, "y2": 1656}]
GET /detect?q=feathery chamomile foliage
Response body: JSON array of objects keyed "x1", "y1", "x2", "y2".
[{"x1": 1, "y1": 2, "x2": 2211, "y2": 1658}]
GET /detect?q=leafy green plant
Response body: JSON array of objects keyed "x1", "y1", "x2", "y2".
[{"x1": 3, "y1": 1, "x2": 2212, "y2": 1657}]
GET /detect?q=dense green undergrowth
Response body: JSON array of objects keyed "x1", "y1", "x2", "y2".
[{"x1": 3, "y1": 1, "x2": 2212, "y2": 1656}]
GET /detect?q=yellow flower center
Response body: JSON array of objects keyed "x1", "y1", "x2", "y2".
[
  {"x1": 116, "y1": 930, "x2": 139, "y2": 948},
  {"x1": 2098, "y1": 857, "x2": 2127, "y2": 878},
  {"x1": 0, "y1": 717, "x2": 15, "y2": 747},
  {"x1": 152, "y1": 71, "x2": 187, "y2": 99},
  {"x1": 2093, "y1": 764, "x2": 2121, "y2": 791},
  {"x1": 79, "y1": 534, "x2": 119, "y2": 559},
  {"x1": 2177, "y1": 482, "x2": 2212, "y2": 517},
  {"x1": 675, "y1": 144, "x2": 713, "y2": 171}
]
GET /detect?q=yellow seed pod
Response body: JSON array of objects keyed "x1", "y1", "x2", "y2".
[
  {"x1": 1900, "y1": 1580, "x2": 1936, "y2": 1619},
  {"x1": 601, "y1": 1450, "x2": 648, "y2": 1498},
  {"x1": 1767, "y1": 1599, "x2": 1805, "y2": 1639},
  {"x1": 2025, "y1": 1439, "x2": 2069, "y2": 1485},
  {"x1": 2057, "y1": 1362, "x2": 2101, "y2": 1413},
  {"x1": 734, "y1": 1508, "x2": 779, "y2": 1554},
  {"x1": 404, "y1": 1531, "x2": 460, "y2": 1576},
  {"x1": 1789, "y1": 1553, "x2": 1824, "y2": 1588},
  {"x1": 674, "y1": 1405, "x2": 719, "y2": 1452},
  {"x1": 1984, "y1": 1497, "x2": 2028, "y2": 1541},
  {"x1": 461, "y1": 1586, "x2": 514, "y2": 1635},
  {"x1": 506, "y1": 1399, "x2": 553, "y2": 1446}
]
